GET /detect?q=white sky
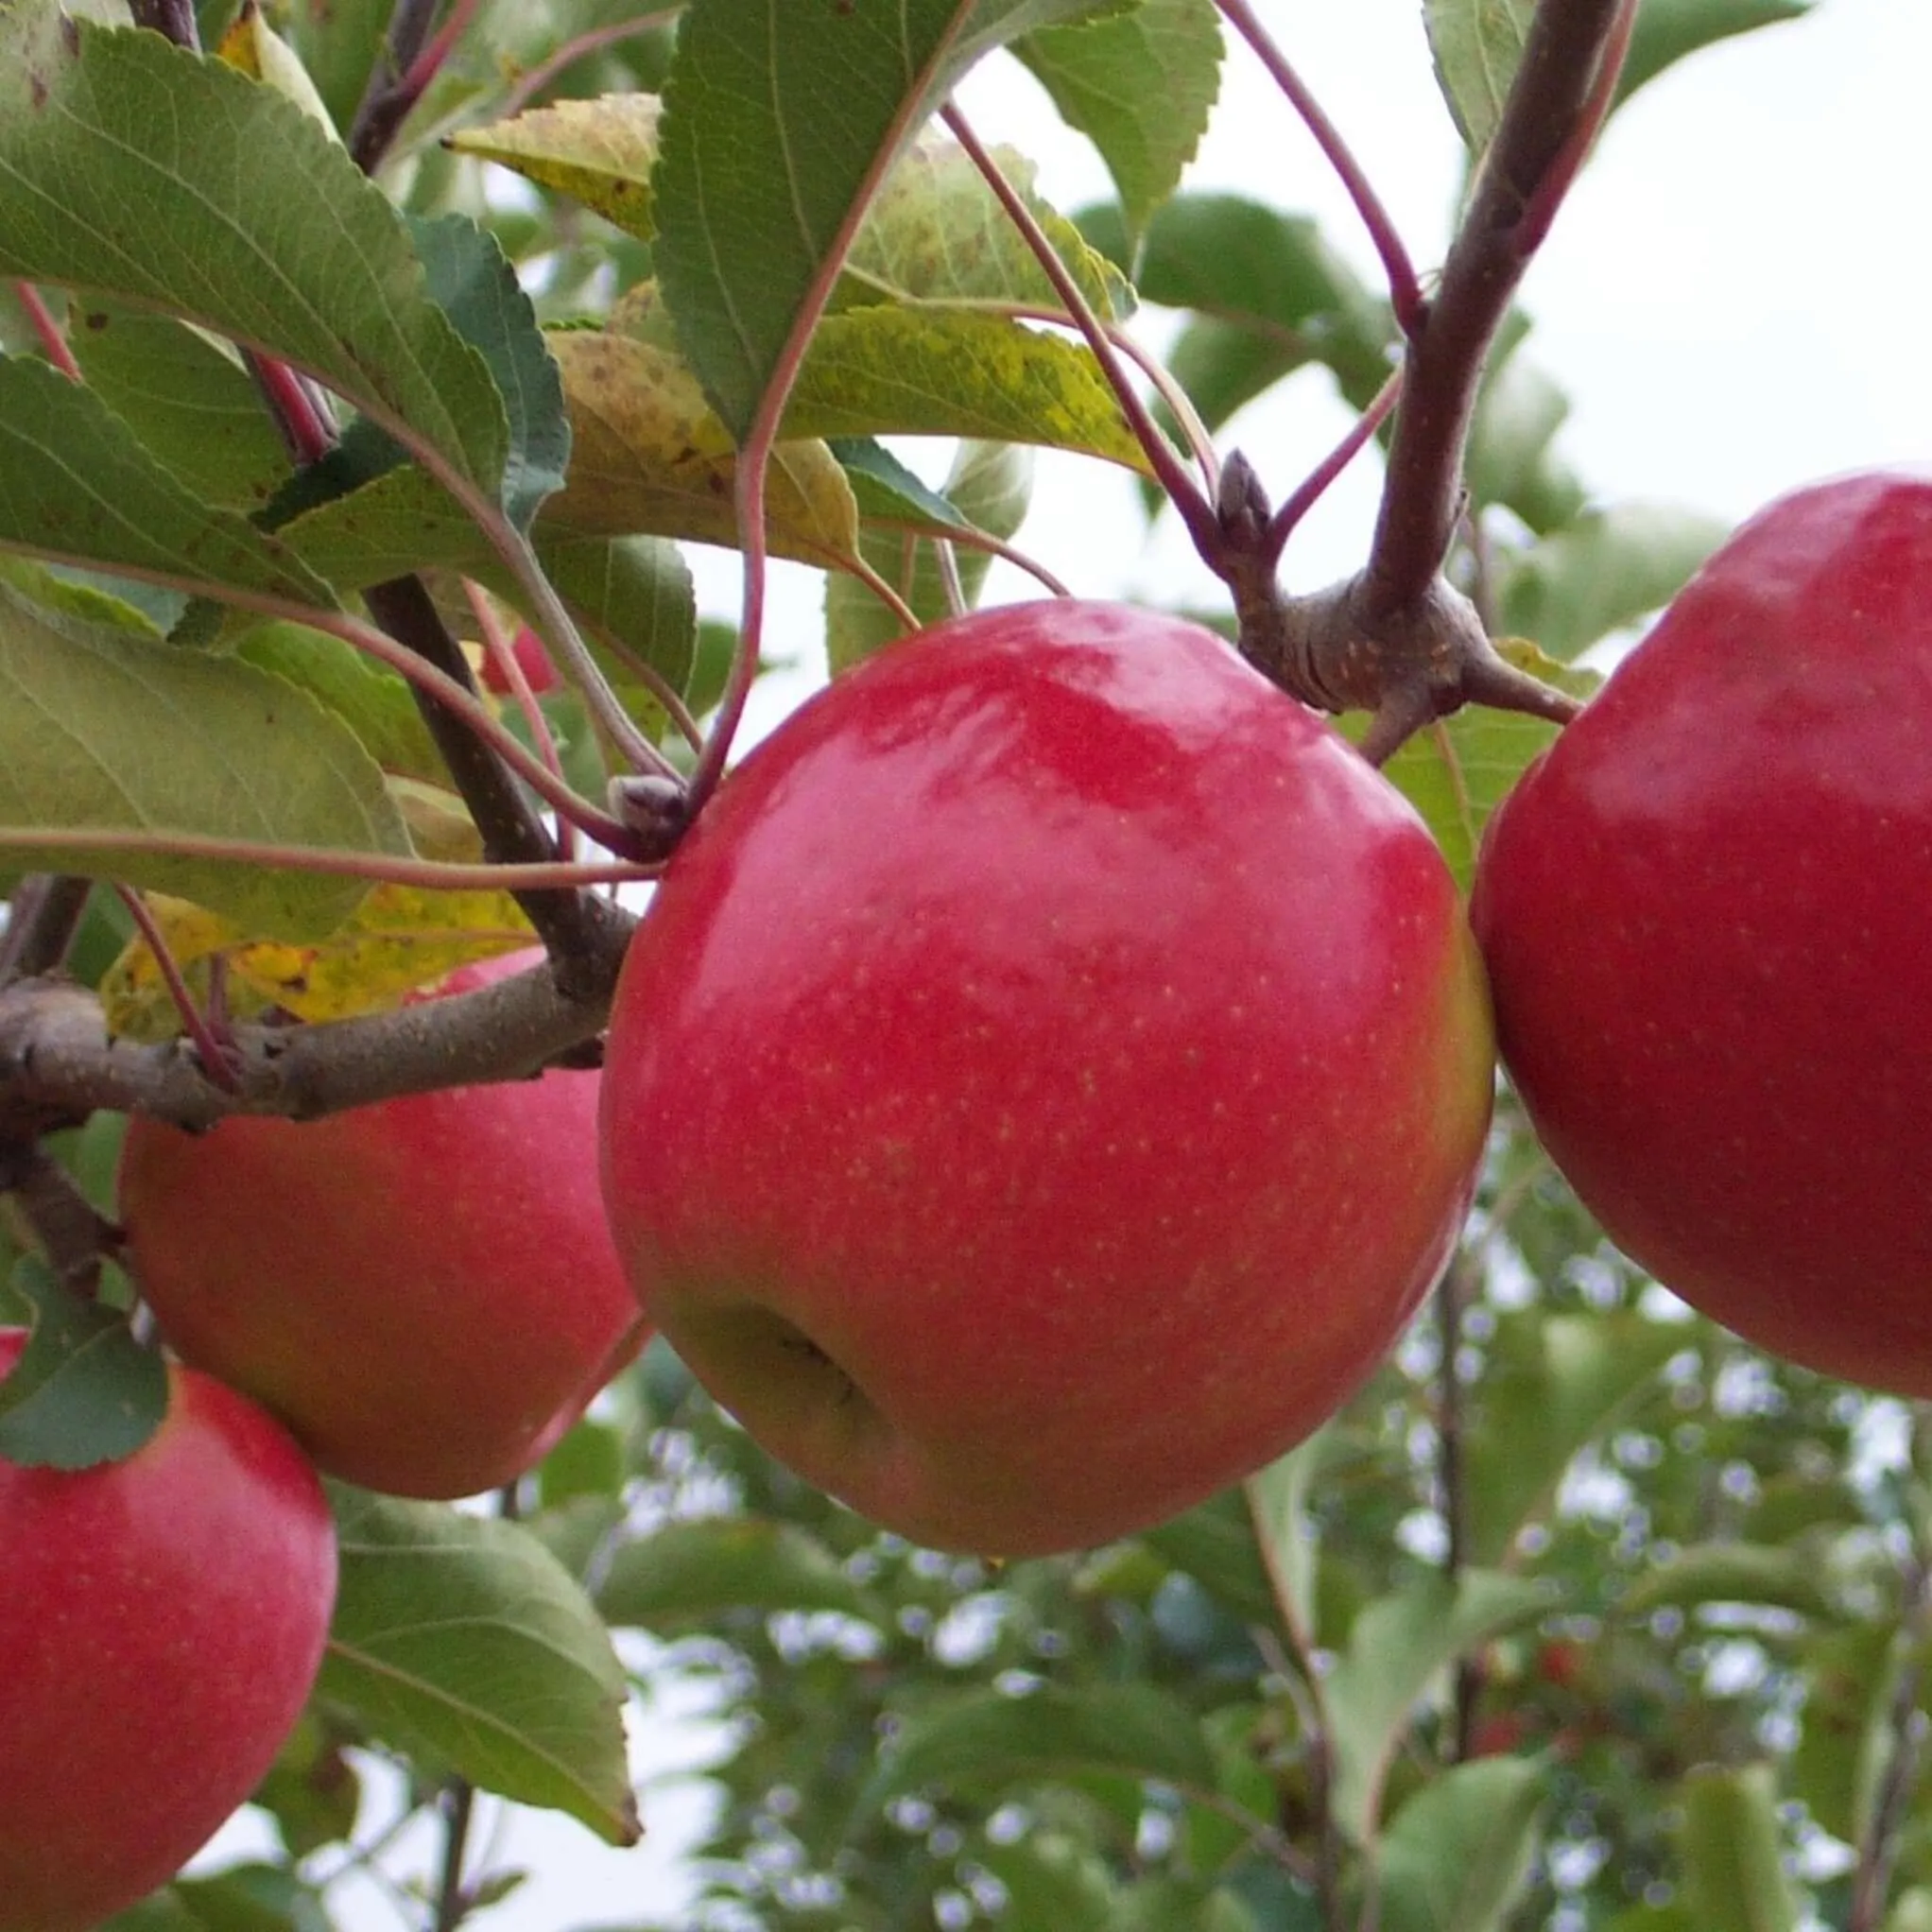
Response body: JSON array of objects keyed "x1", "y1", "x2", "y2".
[{"x1": 199, "y1": 4, "x2": 1932, "y2": 1925}]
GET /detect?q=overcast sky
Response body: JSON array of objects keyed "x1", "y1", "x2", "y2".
[{"x1": 203, "y1": 6, "x2": 1932, "y2": 1926}]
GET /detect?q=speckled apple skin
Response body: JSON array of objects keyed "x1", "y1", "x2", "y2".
[
  {"x1": 120, "y1": 951, "x2": 647, "y2": 1499},
  {"x1": 0, "y1": 1331, "x2": 336, "y2": 1932},
  {"x1": 601, "y1": 601, "x2": 1493, "y2": 1555},
  {"x1": 1474, "y1": 473, "x2": 1932, "y2": 1393}
]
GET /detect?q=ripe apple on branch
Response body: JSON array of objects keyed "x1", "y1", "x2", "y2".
[{"x1": 0, "y1": 0, "x2": 1914, "y2": 1926}]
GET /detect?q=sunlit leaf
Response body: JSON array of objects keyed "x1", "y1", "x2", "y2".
[
  {"x1": 1014, "y1": 0, "x2": 1223, "y2": 241},
  {"x1": 319, "y1": 1487, "x2": 640, "y2": 1845},
  {"x1": 0, "y1": 576, "x2": 409, "y2": 938},
  {"x1": 99, "y1": 886, "x2": 533, "y2": 1040},
  {"x1": 1426, "y1": 0, "x2": 1536, "y2": 153},
  {"x1": 654, "y1": 0, "x2": 1134, "y2": 439}
]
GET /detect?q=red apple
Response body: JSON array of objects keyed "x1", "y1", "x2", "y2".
[
  {"x1": 120, "y1": 950, "x2": 647, "y2": 1499},
  {"x1": 1471, "y1": 472, "x2": 1932, "y2": 1392},
  {"x1": 0, "y1": 1328, "x2": 336, "y2": 1932},
  {"x1": 599, "y1": 600, "x2": 1493, "y2": 1556},
  {"x1": 480, "y1": 623, "x2": 560, "y2": 697}
]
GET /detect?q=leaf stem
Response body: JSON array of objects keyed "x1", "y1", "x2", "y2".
[
  {"x1": 0, "y1": 830, "x2": 655, "y2": 894},
  {"x1": 1265, "y1": 365, "x2": 1404, "y2": 566},
  {"x1": 1211, "y1": 0, "x2": 1424, "y2": 336},
  {"x1": 114, "y1": 887, "x2": 242, "y2": 1094},
  {"x1": 940, "y1": 103, "x2": 1220, "y2": 563},
  {"x1": 497, "y1": 9, "x2": 686, "y2": 119},
  {"x1": 12, "y1": 285, "x2": 79, "y2": 381}
]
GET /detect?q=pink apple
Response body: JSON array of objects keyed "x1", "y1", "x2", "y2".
[
  {"x1": 0, "y1": 1329, "x2": 336, "y2": 1932},
  {"x1": 1473, "y1": 472, "x2": 1932, "y2": 1393},
  {"x1": 599, "y1": 601, "x2": 1493, "y2": 1556},
  {"x1": 120, "y1": 949, "x2": 647, "y2": 1498}
]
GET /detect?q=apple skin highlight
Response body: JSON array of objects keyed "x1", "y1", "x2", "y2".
[{"x1": 601, "y1": 601, "x2": 1494, "y2": 1556}]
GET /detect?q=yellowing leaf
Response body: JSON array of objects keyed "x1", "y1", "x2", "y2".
[
  {"x1": 450, "y1": 95, "x2": 661, "y2": 237},
  {"x1": 545, "y1": 330, "x2": 861, "y2": 570},
  {"x1": 101, "y1": 888, "x2": 534, "y2": 1040}
]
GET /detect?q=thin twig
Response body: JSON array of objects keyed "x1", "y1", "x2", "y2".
[
  {"x1": 347, "y1": 0, "x2": 443, "y2": 171},
  {"x1": 1362, "y1": 0, "x2": 1629, "y2": 618},
  {"x1": 432, "y1": 1781, "x2": 478, "y2": 1932},
  {"x1": 0, "y1": 877, "x2": 92, "y2": 987},
  {"x1": 1436, "y1": 1254, "x2": 1479, "y2": 1764}
]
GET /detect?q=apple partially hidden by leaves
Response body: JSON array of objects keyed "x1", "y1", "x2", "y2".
[
  {"x1": 1473, "y1": 472, "x2": 1932, "y2": 1392},
  {"x1": 600, "y1": 601, "x2": 1494, "y2": 1556},
  {"x1": 0, "y1": 1329, "x2": 336, "y2": 1932},
  {"x1": 120, "y1": 950, "x2": 647, "y2": 1499},
  {"x1": 479, "y1": 622, "x2": 561, "y2": 697}
]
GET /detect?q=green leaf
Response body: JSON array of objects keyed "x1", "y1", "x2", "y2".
[
  {"x1": 1376, "y1": 1756, "x2": 1549, "y2": 1932},
  {"x1": 0, "y1": 9, "x2": 507, "y2": 507},
  {"x1": 1463, "y1": 1309, "x2": 1685, "y2": 1565},
  {"x1": 1615, "y1": 0, "x2": 1814, "y2": 111},
  {"x1": 533, "y1": 530, "x2": 699, "y2": 716},
  {"x1": 151, "y1": 1864, "x2": 332, "y2": 1932},
  {"x1": 1677, "y1": 1765, "x2": 1803, "y2": 1932},
  {"x1": 1354, "y1": 642, "x2": 1597, "y2": 892},
  {"x1": 856, "y1": 1683, "x2": 1218, "y2": 1820},
  {"x1": 837, "y1": 137, "x2": 1130, "y2": 318},
  {"x1": 1130, "y1": 195, "x2": 1393, "y2": 429},
  {"x1": 405, "y1": 212, "x2": 569, "y2": 533},
  {"x1": 542, "y1": 330, "x2": 862, "y2": 570},
  {"x1": 66, "y1": 304, "x2": 293, "y2": 512},
  {"x1": 1465, "y1": 338, "x2": 1587, "y2": 533},
  {"x1": 788, "y1": 305, "x2": 1150, "y2": 468},
  {"x1": 1787, "y1": 1621, "x2": 1896, "y2": 1847},
  {"x1": 1496, "y1": 502, "x2": 1730, "y2": 659},
  {"x1": 0, "y1": 574, "x2": 410, "y2": 938},
  {"x1": 1244, "y1": 1428, "x2": 1341, "y2": 1639},
  {"x1": 595, "y1": 1516, "x2": 873, "y2": 1627},
  {"x1": 1143, "y1": 1487, "x2": 1281, "y2": 1627},
  {"x1": 449, "y1": 94, "x2": 664, "y2": 239},
  {"x1": 971, "y1": 1828, "x2": 1118, "y2": 1931},
  {"x1": 653, "y1": 0, "x2": 1131, "y2": 440},
  {"x1": 1014, "y1": 0, "x2": 1223, "y2": 242},
  {"x1": 1425, "y1": 0, "x2": 1537, "y2": 153},
  {"x1": 827, "y1": 438, "x2": 1033, "y2": 672},
  {"x1": 318, "y1": 1486, "x2": 641, "y2": 1845},
  {"x1": 0, "y1": 355, "x2": 335, "y2": 610},
  {"x1": 1324, "y1": 1571, "x2": 1556, "y2": 1841},
  {"x1": 0, "y1": 1258, "x2": 168, "y2": 1471},
  {"x1": 232, "y1": 622, "x2": 451, "y2": 788},
  {"x1": 1617, "y1": 1541, "x2": 1840, "y2": 1620}
]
